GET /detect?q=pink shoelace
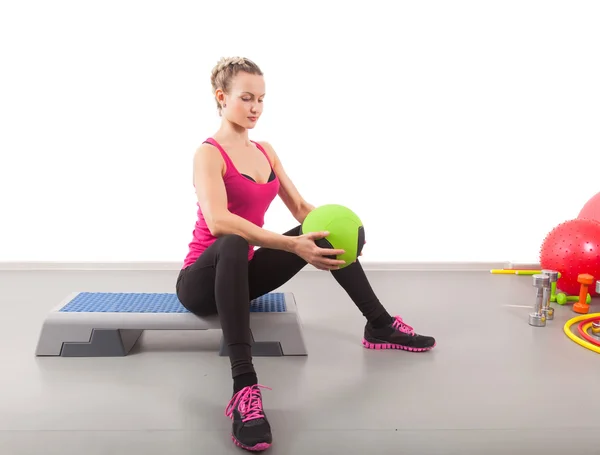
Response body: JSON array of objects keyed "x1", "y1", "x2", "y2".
[
  {"x1": 392, "y1": 316, "x2": 415, "y2": 335},
  {"x1": 225, "y1": 384, "x2": 271, "y2": 422}
]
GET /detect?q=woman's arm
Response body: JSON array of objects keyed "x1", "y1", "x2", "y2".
[
  {"x1": 193, "y1": 144, "x2": 296, "y2": 252},
  {"x1": 258, "y1": 141, "x2": 315, "y2": 224}
]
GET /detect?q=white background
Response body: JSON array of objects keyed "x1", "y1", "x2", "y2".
[{"x1": 1, "y1": 0, "x2": 599, "y2": 264}]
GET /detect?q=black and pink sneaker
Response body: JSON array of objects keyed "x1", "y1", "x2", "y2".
[
  {"x1": 362, "y1": 315, "x2": 436, "y2": 352},
  {"x1": 225, "y1": 384, "x2": 273, "y2": 452}
]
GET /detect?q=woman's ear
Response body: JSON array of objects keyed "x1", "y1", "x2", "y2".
[{"x1": 215, "y1": 88, "x2": 226, "y2": 107}]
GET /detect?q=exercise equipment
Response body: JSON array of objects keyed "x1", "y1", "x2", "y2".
[
  {"x1": 556, "y1": 292, "x2": 591, "y2": 305},
  {"x1": 35, "y1": 292, "x2": 307, "y2": 357},
  {"x1": 573, "y1": 274, "x2": 594, "y2": 314},
  {"x1": 490, "y1": 269, "x2": 542, "y2": 275},
  {"x1": 576, "y1": 319, "x2": 600, "y2": 346},
  {"x1": 529, "y1": 274, "x2": 549, "y2": 327},
  {"x1": 564, "y1": 312, "x2": 600, "y2": 354},
  {"x1": 540, "y1": 218, "x2": 600, "y2": 296},
  {"x1": 301, "y1": 203, "x2": 365, "y2": 268},
  {"x1": 578, "y1": 191, "x2": 600, "y2": 223},
  {"x1": 541, "y1": 270, "x2": 558, "y2": 320},
  {"x1": 492, "y1": 269, "x2": 578, "y2": 305}
]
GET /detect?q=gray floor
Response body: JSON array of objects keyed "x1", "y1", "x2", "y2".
[{"x1": 2, "y1": 265, "x2": 600, "y2": 454}]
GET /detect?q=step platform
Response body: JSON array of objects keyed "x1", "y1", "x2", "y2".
[{"x1": 35, "y1": 291, "x2": 307, "y2": 357}]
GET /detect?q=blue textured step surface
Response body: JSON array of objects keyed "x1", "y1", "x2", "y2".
[{"x1": 59, "y1": 292, "x2": 287, "y2": 313}]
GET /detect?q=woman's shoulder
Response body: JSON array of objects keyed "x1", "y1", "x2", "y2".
[
  {"x1": 194, "y1": 141, "x2": 226, "y2": 176},
  {"x1": 195, "y1": 141, "x2": 222, "y2": 160},
  {"x1": 254, "y1": 140, "x2": 277, "y2": 164}
]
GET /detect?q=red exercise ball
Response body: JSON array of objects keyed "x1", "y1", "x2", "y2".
[
  {"x1": 579, "y1": 191, "x2": 600, "y2": 223},
  {"x1": 539, "y1": 218, "x2": 600, "y2": 297}
]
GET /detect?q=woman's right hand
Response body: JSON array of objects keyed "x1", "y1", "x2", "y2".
[{"x1": 291, "y1": 231, "x2": 346, "y2": 270}]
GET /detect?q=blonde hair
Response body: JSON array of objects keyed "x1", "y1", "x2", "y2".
[{"x1": 211, "y1": 57, "x2": 263, "y2": 115}]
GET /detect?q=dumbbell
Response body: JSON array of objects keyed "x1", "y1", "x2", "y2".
[
  {"x1": 593, "y1": 280, "x2": 600, "y2": 338},
  {"x1": 556, "y1": 292, "x2": 591, "y2": 305},
  {"x1": 541, "y1": 270, "x2": 558, "y2": 320},
  {"x1": 573, "y1": 274, "x2": 595, "y2": 314},
  {"x1": 530, "y1": 274, "x2": 549, "y2": 327},
  {"x1": 591, "y1": 321, "x2": 600, "y2": 341},
  {"x1": 549, "y1": 272, "x2": 562, "y2": 302}
]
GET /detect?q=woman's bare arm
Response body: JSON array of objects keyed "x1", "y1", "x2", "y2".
[
  {"x1": 193, "y1": 143, "x2": 296, "y2": 252},
  {"x1": 258, "y1": 141, "x2": 315, "y2": 224}
]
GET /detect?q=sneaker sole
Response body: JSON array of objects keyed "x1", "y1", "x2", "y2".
[
  {"x1": 231, "y1": 435, "x2": 272, "y2": 452},
  {"x1": 362, "y1": 338, "x2": 436, "y2": 352}
]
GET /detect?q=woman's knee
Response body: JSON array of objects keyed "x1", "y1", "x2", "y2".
[
  {"x1": 283, "y1": 225, "x2": 302, "y2": 237},
  {"x1": 217, "y1": 234, "x2": 250, "y2": 256}
]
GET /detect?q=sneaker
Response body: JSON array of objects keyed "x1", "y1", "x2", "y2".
[
  {"x1": 225, "y1": 384, "x2": 273, "y2": 451},
  {"x1": 362, "y1": 315, "x2": 436, "y2": 352}
]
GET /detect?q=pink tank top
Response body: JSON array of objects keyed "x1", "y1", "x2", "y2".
[{"x1": 182, "y1": 138, "x2": 280, "y2": 268}]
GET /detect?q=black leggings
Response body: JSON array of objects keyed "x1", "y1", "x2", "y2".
[{"x1": 175, "y1": 225, "x2": 389, "y2": 379}]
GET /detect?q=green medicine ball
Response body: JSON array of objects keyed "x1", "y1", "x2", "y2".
[{"x1": 301, "y1": 204, "x2": 365, "y2": 268}]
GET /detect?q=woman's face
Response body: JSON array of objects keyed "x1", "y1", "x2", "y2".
[{"x1": 222, "y1": 71, "x2": 265, "y2": 129}]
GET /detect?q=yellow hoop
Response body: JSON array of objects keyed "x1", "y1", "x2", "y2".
[{"x1": 563, "y1": 313, "x2": 600, "y2": 354}]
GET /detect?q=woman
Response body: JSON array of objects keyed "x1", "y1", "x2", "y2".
[{"x1": 176, "y1": 56, "x2": 436, "y2": 452}]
